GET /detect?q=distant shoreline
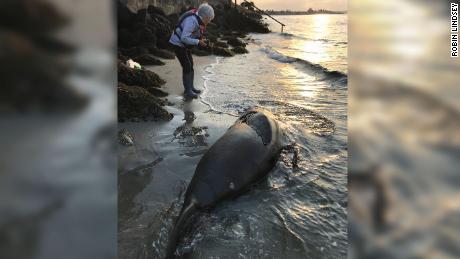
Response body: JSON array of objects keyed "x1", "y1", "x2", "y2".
[{"x1": 265, "y1": 11, "x2": 346, "y2": 16}]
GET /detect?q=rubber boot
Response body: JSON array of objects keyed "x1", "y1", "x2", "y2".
[
  {"x1": 183, "y1": 72, "x2": 197, "y2": 99},
  {"x1": 190, "y1": 70, "x2": 201, "y2": 94}
]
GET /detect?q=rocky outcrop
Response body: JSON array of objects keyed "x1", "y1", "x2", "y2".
[
  {"x1": 120, "y1": 0, "x2": 228, "y2": 15},
  {"x1": 118, "y1": 128, "x2": 135, "y2": 146},
  {"x1": 118, "y1": 83, "x2": 173, "y2": 122},
  {"x1": 118, "y1": 2, "x2": 175, "y2": 56},
  {"x1": 212, "y1": 46, "x2": 235, "y2": 57},
  {"x1": 209, "y1": 5, "x2": 270, "y2": 34},
  {"x1": 227, "y1": 37, "x2": 246, "y2": 47},
  {"x1": 117, "y1": 3, "x2": 174, "y2": 122},
  {"x1": 133, "y1": 54, "x2": 165, "y2": 66},
  {"x1": 232, "y1": 46, "x2": 249, "y2": 54},
  {"x1": 118, "y1": 61, "x2": 165, "y2": 89},
  {"x1": 116, "y1": 1, "x2": 270, "y2": 122}
]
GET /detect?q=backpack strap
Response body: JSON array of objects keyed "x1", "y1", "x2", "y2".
[{"x1": 173, "y1": 9, "x2": 205, "y2": 41}]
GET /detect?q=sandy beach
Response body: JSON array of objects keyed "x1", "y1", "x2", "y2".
[{"x1": 118, "y1": 55, "x2": 238, "y2": 258}]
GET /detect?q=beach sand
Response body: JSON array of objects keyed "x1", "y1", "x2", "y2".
[{"x1": 117, "y1": 55, "x2": 237, "y2": 258}]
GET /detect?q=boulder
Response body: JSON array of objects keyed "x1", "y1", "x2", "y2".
[
  {"x1": 232, "y1": 46, "x2": 248, "y2": 54},
  {"x1": 212, "y1": 47, "x2": 235, "y2": 57},
  {"x1": 118, "y1": 61, "x2": 165, "y2": 88},
  {"x1": 191, "y1": 48, "x2": 213, "y2": 56},
  {"x1": 146, "y1": 46, "x2": 176, "y2": 59},
  {"x1": 119, "y1": 47, "x2": 149, "y2": 58},
  {"x1": 226, "y1": 37, "x2": 246, "y2": 47},
  {"x1": 148, "y1": 88, "x2": 169, "y2": 98},
  {"x1": 214, "y1": 41, "x2": 229, "y2": 48},
  {"x1": 133, "y1": 54, "x2": 165, "y2": 66},
  {"x1": 118, "y1": 83, "x2": 173, "y2": 122},
  {"x1": 118, "y1": 129, "x2": 135, "y2": 146}
]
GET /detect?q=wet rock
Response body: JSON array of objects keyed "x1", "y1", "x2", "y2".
[
  {"x1": 212, "y1": 47, "x2": 235, "y2": 57},
  {"x1": 227, "y1": 37, "x2": 246, "y2": 47},
  {"x1": 191, "y1": 48, "x2": 213, "y2": 56},
  {"x1": 118, "y1": 61, "x2": 165, "y2": 88},
  {"x1": 184, "y1": 111, "x2": 196, "y2": 123},
  {"x1": 214, "y1": 41, "x2": 229, "y2": 48},
  {"x1": 148, "y1": 88, "x2": 169, "y2": 98},
  {"x1": 173, "y1": 124, "x2": 208, "y2": 147},
  {"x1": 146, "y1": 46, "x2": 175, "y2": 59},
  {"x1": 212, "y1": 6, "x2": 270, "y2": 34},
  {"x1": 118, "y1": 83, "x2": 173, "y2": 122},
  {"x1": 206, "y1": 30, "x2": 220, "y2": 43},
  {"x1": 144, "y1": 11, "x2": 173, "y2": 49},
  {"x1": 117, "y1": 1, "x2": 136, "y2": 29},
  {"x1": 133, "y1": 54, "x2": 165, "y2": 66},
  {"x1": 232, "y1": 46, "x2": 248, "y2": 54},
  {"x1": 118, "y1": 129, "x2": 135, "y2": 146},
  {"x1": 119, "y1": 47, "x2": 149, "y2": 58},
  {"x1": 118, "y1": 50, "x2": 129, "y2": 62}
]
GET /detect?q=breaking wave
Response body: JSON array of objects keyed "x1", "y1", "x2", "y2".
[
  {"x1": 279, "y1": 33, "x2": 347, "y2": 45},
  {"x1": 260, "y1": 47, "x2": 347, "y2": 83}
]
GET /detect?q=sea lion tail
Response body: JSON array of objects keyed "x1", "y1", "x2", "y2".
[{"x1": 165, "y1": 202, "x2": 197, "y2": 259}]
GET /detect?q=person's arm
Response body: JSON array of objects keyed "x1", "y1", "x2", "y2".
[{"x1": 180, "y1": 17, "x2": 200, "y2": 46}]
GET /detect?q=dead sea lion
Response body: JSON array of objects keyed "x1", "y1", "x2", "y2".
[{"x1": 166, "y1": 107, "x2": 286, "y2": 258}]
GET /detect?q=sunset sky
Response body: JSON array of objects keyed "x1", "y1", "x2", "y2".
[{"x1": 252, "y1": 0, "x2": 347, "y2": 11}]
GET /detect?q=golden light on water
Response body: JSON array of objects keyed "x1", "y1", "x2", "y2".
[
  {"x1": 292, "y1": 15, "x2": 330, "y2": 63},
  {"x1": 277, "y1": 64, "x2": 318, "y2": 99}
]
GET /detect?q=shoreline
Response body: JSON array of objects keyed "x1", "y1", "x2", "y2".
[
  {"x1": 118, "y1": 53, "x2": 235, "y2": 170},
  {"x1": 118, "y1": 53, "x2": 238, "y2": 258}
]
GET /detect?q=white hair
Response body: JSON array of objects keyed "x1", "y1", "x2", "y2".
[{"x1": 197, "y1": 3, "x2": 215, "y2": 20}]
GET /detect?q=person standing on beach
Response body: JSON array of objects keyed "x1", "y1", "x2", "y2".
[{"x1": 169, "y1": 3, "x2": 215, "y2": 100}]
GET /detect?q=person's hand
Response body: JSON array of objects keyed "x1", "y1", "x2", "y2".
[{"x1": 199, "y1": 39, "x2": 207, "y2": 47}]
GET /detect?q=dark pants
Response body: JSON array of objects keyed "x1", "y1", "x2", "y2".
[
  {"x1": 172, "y1": 45, "x2": 194, "y2": 74},
  {"x1": 172, "y1": 45, "x2": 196, "y2": 95}
]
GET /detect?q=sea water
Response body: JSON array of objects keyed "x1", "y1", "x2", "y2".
[{"x1": 190, "y1": 14, "x2": 348, "y2": 258}]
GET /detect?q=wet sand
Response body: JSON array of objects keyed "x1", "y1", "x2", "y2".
[{"x1": 117, "y1": 55, "x2": 237, "y2": 258}]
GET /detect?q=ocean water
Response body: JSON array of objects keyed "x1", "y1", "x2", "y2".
[{"x1": 182, "y1": 14, "x2": 348, "y2": 258}]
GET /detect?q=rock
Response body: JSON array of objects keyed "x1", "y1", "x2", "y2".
[
  {"x1": 212, "y1": 47, "x2": 235, "y2": 57},
  {"x1": 208, "y1": 34, "x2": 219, "y2": 44},
  {"x1": 173, "y1": 124, "x2": 208, "y2": 147},
  {"x1": 146, "y1": 46, "x2": 176, "y2": 59},
  {"x1": 227, "y1": 37, "x2": 246, "y2": 47},
  {"x1": 211, "y1": 6, "x2": 270, "y2": 34},
  {"x1": 118, "y1": 61, "x2": 165, "y2": 88},
  {"x1": 118, "y1": 83, "x2": 173, "y2": 122},
  {"x1": 117, "y1": 1, "x2": 136, "y2": 30},
  {"x1": 118, "y1": 50, "x2": 129, "y2": 62},
  {"x1": 191, "y1": 49, "x2": 212, "y2": 56},
  {"x1": 119, "y1": 47, "x2": 149, "y2": 58},
  {"x1": 118, "y1": 24, "x2": 157, "y2": 48},
  {"x1": 133, "y1": 54, "x2": 165, "y2": 66},
  {"x1": 232, "y1": 46, "x2": 248, "y2": 54},
  {"x1": 118, "y1": 129, "x2": 135, "y2": 146},
  {"x1": 214, "y1": 41, "x2": 229, "y2": 48},
  {"x1": 133, "y1": 24, "x2": 157, "y2": 47},
  {"x1": 149, "y1": 88, "x2": 169, "y2": 97}
]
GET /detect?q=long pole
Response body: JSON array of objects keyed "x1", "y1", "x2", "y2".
[{"x1": 242, "y1": 0, "x2": 285, "y2": 27}]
